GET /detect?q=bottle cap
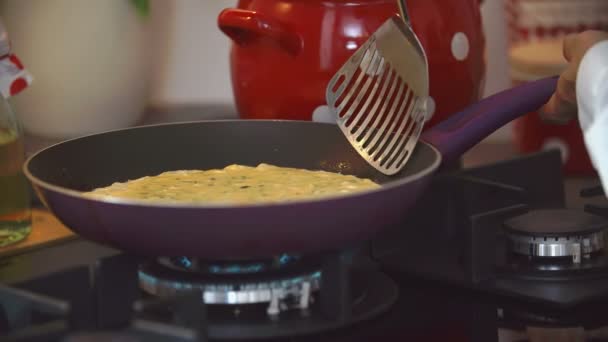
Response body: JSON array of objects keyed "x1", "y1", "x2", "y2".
[{"x1": 0, "y1": 17, "x2": 32, "y2": 98}]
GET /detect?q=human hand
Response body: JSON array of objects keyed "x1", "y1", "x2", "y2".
[{"x1": 539, "y1": 30, "x2": 608, "y2": 124}]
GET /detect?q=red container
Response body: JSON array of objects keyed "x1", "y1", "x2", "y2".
[
  {"x1": 218, "y1": 0, "x2": 486, "y2": 130},
  {"x1": 509, "y1": 39, "x2": 593, "y2": 175},
  {"x1": 506, "y1": 0, "x2": 608, "y2": 175},
  {"x1": 505, "y1": 0, "x2": 608, "y2": 45}
]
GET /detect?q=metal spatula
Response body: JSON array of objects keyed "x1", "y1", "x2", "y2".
[{"x1": 326, "y1": 0, "x2": 429, "y2": 175}]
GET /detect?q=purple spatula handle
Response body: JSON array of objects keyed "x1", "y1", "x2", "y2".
[{"x1": 421, "y1": 76, "x2": 558, "y2": 163}]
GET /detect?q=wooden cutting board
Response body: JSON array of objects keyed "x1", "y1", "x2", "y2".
[{"x1": 0, "y1": 209, "x2": 76, "y2": 258}]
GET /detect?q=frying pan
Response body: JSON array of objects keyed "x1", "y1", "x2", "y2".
[{"x1": 24, "y1": 77, "x2": 557, "y2": 259}]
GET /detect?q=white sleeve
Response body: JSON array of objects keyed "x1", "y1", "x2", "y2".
[{"x1": 576, "y1": 40, "x2": 608, "y2": 195}]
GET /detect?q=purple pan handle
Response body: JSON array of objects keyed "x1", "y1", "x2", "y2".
[{"x1": 421, "y1": 76, "x2": 558, "y2": 163}]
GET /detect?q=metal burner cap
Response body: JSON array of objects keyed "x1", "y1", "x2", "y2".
[
  {"x1": 504, "y1": 209, "x2": 608, "y2": 260},
  {"x1": 504, "y1": 209, "x2": 608, "y2": 237}
]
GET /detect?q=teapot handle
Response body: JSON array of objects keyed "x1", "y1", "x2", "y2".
[{"x1": 218, "y1": 9, "x2": 302, "y2": 56}]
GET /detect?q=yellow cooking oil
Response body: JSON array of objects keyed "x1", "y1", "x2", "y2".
[{"x1": 0, "y1": 129, "x2": 31, "y2": 247}]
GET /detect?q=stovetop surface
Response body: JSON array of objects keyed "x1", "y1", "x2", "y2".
[
  {"x1": 5, "y1": 149, "x2": 608, "y2": 341},
  {"x1": 3, "y1": 238, "x2": 608, "y2": 341}
]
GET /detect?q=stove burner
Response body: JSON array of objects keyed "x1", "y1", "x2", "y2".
[
  {"x1": 139, "y1": 256, "x2": 322, "y2": 310},
  {"x1": 137, "y1": 255, "x2": 399, "y2": 339},
  {"x1": 504, "y1": 209, "x2": 608, "y2": 262},
  {"x1": 158, "y1": 254, "x2": 300, "y2": 275}
]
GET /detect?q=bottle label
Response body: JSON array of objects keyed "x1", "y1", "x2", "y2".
[{"x1": 0, "y1": 54, "x2": 33, "y2": 99}]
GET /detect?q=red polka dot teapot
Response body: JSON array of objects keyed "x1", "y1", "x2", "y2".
[{"x1": 218, "y1": 0, "x2": 485, "y2": 129}]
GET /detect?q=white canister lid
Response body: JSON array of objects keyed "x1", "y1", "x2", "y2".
[{"x1": 509, "y1": 38, "x2": 568, "y2": 81}]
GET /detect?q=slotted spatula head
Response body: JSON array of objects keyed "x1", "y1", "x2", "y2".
[{"x1": 326, "y1": 15, "x2": 429, "y2": 175}]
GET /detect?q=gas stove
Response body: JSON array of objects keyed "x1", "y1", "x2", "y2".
[
  {"x1": 3, "y1": 149, "x2": 608, "y2": 341},
  {"x1": 373, "y1": 149, "x2": 608, "y2": 308}
]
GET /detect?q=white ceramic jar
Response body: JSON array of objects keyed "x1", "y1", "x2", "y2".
[{"x1": 0, "y1": 0, "x2": 152, "y2": 138}]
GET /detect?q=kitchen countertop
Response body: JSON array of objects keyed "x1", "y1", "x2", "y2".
[{"x1": 24, "y1": 104, "x2": 605, "y2": 210}]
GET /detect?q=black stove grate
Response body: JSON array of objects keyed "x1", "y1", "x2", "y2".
[
  {"x1": 373, "y1": 149, "x2": 608, "y2": 307},
  {"x1": 0, "y1": 250, "x2": 397, "y2": 341},
  {"x1": 0, "y1": 253, "x2": 205, "y2": 342}
]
